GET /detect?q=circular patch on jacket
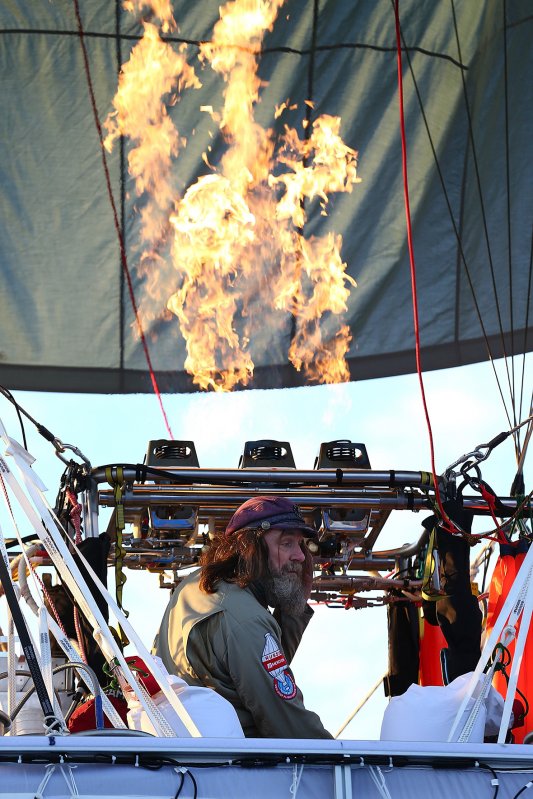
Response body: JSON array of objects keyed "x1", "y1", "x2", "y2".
[{"x1": 273, "y1": 669, "x2": 297, "y2": 699}]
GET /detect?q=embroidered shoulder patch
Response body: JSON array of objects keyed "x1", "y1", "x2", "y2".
[{"x1": 261, "y1": 632, "x2": 297, "y2": 700}]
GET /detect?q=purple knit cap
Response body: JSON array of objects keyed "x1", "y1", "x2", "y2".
[{"x1": 226, "y1": 496, "x2": 317, "y2": 537}]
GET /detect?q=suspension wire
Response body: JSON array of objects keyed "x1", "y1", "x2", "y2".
[
  {"x1": 515, "y1": 212, "x2": 533, "y2": 481},
  {"x1": 450, "y1": 0, "x2": 518, "y2": 454},
  {"x1": 502, "y1": 0, "x2": 517, "y2": 446},
  {"x1": 393, "y1": 0, "x2": 453, "y2": 531},
  {"x1": 0, "y1": 386, "x2": 28, "y2": 449},
  {"x1": 518, "y1": 258, "x2": 533, "y2": 437},
  {"x1": 501, "y1": 0, "x2": 533, "y2": 491},
  {"x1": 391, "y1": 1, "x2": 514, "y2": 436},
  {"x1": 498, "y1": 0, "x2": 532, "y2": 494},
  {"x1": 0, "y1": 385, "x2": 64, "y2": 454},
  {"x1": 393, "y1": 0, "x2": 533, "y2": 532},
  {"x1": 513, "y1": 397, "x2": 533, "y2": 493},
  {"x1": 71, "y1": 0, "x2": 174, "y2": 439},
  {"x1": 516, "y1": 222, "x2": 533, "y2": 462}
]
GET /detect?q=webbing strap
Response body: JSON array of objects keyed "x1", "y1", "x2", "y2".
[
  {"x1": 421, "y1": 526, "x2": 448, "y2": 602},
  {"x1": 105, "y1": 466, "x2": 129, "y2": 649},
  {"x1": 0, "y1": 421, "x2": 200, "y2": 736},
  {"x1": 44, "y1": 613, "x2": 127, "y2": 729},
  {"x1": 496, "y1": 561, "x2": 533, "y2": 741},
  {"x1": 7, "y1": 608, "x2": 17, "y2": 733},
  {"x1": 0, "y1": 512, "x2": 60, "y2": 731},
  {"x1": 447, "y1": 541, "x2": 533, "y2": 741},
  {"x1": 17, "y1": 553, "x2": 126, "y2": 729},
  {"x1": 0, "y1": 441, "x2": 170, "y2": 736},
  {"x1": 15, "y1": 545, "x2": 126, "y2": 726}
]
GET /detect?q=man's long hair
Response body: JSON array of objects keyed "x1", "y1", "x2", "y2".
[{"x1": 199, "y1": 528, "x2": 270, "y2": 594}]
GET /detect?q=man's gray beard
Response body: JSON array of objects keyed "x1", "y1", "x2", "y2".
[{"x1": 263, "y1": 563, "x2": 307, "y2": 616}]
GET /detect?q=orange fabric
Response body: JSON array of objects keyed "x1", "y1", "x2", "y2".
[
  {"x1": 486, "y1": 551, "x2": 531, "y2": 743},
  {"x1": 486, "y1": 553, "x2": 519, "y2": 631},
  {"x1": 419, "y1": 615, "x2": 446, "y2": 686}
]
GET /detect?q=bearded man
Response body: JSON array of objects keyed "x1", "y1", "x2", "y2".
[{"x1": 154, "y1": 496, "x2": 332, "y2": 738}]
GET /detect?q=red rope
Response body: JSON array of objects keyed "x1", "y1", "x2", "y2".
[
  {"x1": 71, "y1": 0, "x2": 174, "y2": 439},
  {"x1": 65, "y1": 488, "x2": 89, "y2": 662},
  {"x1": 33, "y1": 569, "x2": 71, "y2": 641},
  {"x1": 393, "y1": 1, "x2": 454, "y2": 532},
  {"x1": 66, "y1": 488, "x2": 82, "y2": 545}
]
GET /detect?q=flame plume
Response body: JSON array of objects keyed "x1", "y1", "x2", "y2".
[
  {"x1": 108, "y1": 0, "x2": 360, "y2": 391},
  {"x1": 105, "y1": 23, "x2": 200, "y2": 247},
  {"x1": 104, "y1": 12, "x2": 200, "y2": 318},
  {"x1": 123, "y1": 1, "x2": 176, "y2": 33}
]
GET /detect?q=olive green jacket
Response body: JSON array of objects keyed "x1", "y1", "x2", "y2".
[{"x1": 154, "y1": 570, "x2": 331, "y2": 739}]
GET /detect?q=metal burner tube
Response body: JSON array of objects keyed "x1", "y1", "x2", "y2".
[
  {"x1": 91, "y1": 466, "x2": 429, "y2": 487},
  {"x1": 98, "y1": 488, "x2": 425, "y2": 511},
  {"x1": 97, "y1": 487, "x2": 529, "y2": 517}
]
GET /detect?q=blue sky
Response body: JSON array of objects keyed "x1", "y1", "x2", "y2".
[{"x1": 0, "y1": 354, "x2": 530, "y2": 738}]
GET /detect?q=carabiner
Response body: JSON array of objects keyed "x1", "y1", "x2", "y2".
[{"x1": 54, "y1": 439, "x2": 91, "y2": 469}]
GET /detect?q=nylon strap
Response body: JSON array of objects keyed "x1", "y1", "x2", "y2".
[
  {"x1": 2, "y1": 463, "x2": 124, "y2": 730},
  {"x1": 0, "y1": 423, "x2": 200, "y2": 736},
  {"x1": 17, "y1": 558, "x2": 127, "y2": 730},
  {"x1": 105, "y1": 466, "x2": 129, "y2": 649},
  {"x1": 421, "y1": 526, "x2": 448, "y2": 601},
  {"x1": 0, "y1": 445, "x2": 170, "y2": 735},
  {"x1": 448, "y1": 541, "x2": 533, "y2": 742},
  {"x1": 420, "y1": 471, "x2": 434, "y2": 487},
  {"x1": 0, "y1": 506, "x2": 60, "y2": 731}
]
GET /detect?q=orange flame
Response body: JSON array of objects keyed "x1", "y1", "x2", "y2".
[
  {"x1": 272, "y1": 116, "x2": 360, "y2": 227},
  {"x1": 167, "y1": 174, "x2": 256, "y2": 391},
  {"x1": 123, "y1": 0, "x2": 176, "y2": 32},
  {"x1": 104, "y1": 22, "x2": 200, "y2": 247},
  {"x1": 111, "y1": 0, "x2": 361, "y2": 390}
]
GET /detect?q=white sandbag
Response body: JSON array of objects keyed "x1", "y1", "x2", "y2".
[
  {"x1": 380, "y1": 672, "x2": 507, "y2": 742},
  {"x1": 125, "y1": 658, "x2": 244, "y2": 738}
]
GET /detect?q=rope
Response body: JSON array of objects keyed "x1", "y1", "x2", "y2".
[
  {"x1": 2, "y1": 437, "x2": 201, "y2": 736},
  {"x1": 502, "y1": 0, "x2": 516, "y2": 407},
  {"x1": 0, "y1": 24, "x2": 471, "y2": 69},
  {"x1": 392, "y1": 3, "x2": 515, "y2": 435},
  {"x1": 450, "y1": 0, "x2": 518, "y2": 451},
  {"x1": 0, "y1": 478, "x2": 66, "y2": 734},
  {"x1": 393, "y1": 0, "x2": 453, "y2": 531},
  {"x1": 334, "y1": 672, "x2": 386, "y2": 738},
  {"x1": 458, "y1": 488, "x2": 533, "y2": 543},
  {"x1": 32, "y1": 569, "x2": 68, "y2": 639},
  {"x1": 0, "y1": 474, "x2": 64, "y2": 732},
  {"x1": 66, "y1": 488, "x2": 82, "y2": 545},
  {"x1": 70, "y1": 0, "x2": 174, "y2": 438},
  {"x1": 66, "y1": 488, "x2": 89, "y2": 664},
  {"x1": 105, "y1": 466, "x2": 130, "y2": 649},
  {"x1": 34, "y1": 763, "x2": 57, "y2": 799},
  {"x1": 290, "y1": 764, "x2": 305, "y2": 798},
  {"x1": 125, "y1": 669, "x2": 177, "y2": 738},
  {"x1": 288, "y1": 0, "x2": 319, "y2": 344},
  {"x1": 369, "y1": 766, "x2": 393, "y2": 799},
  {"x1": 517, "y1": 245, "x2": 533, "y2": 432}
]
